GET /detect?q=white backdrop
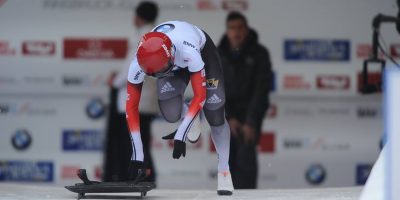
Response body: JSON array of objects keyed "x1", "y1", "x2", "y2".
[{"x1": 0, "y1": 0, "x2": 397, "y2": 189}]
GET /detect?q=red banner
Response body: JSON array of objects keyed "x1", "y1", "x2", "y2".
[
  {"x1": 316, "y1": 75, "x2": 350, "y2": 90},
  {"x1": 22, "y1": 41, "x2": 55, "y2": 56},
  {"x1": 64, "y1": 38, "x2": 128, "y2": 59}
]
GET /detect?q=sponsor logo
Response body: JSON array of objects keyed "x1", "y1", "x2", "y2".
[
  {"x1": 197, "y1": 0, "x2": 218, "y2": 10},
  {"x1": 154, "y1": 23, "x2": 175, "y2": 33},
  {"x1": 23, "y1": 76, "x2": 55, "y2": 85},
  {"x1": 206, "y1": 94, "x2": 222, "y2": 104},
  {"x1": 357, "y1": 44, "x2": 372, "y2": 59},
  {"x1": 160, "y1": 82, "x2": 176, "y2": 93},
  {"x1": 206, "y1": 78, "x2": 219, "y2": 90},
  {"x1": 85, "y1": 98, "x2": 105, "y2": 119},
  {"x1": 43, "y1": 0, "x2": 193, "y2": 11},
  {"x1": 62, "y1": 75, "x2": 105, "y2": 87},
  {"x1": 258, "y1": 132, "x2": 275, "y2": 153},
  {"x1": 161, "y1": 44, "x2": 170, "y2": 57},
  {"x1": 183, "y1": 41, "x2": 195, "y2": 49},
  {"x1": 61, "y1": 165, "x2": 80, "y2": 179},
  {"x1": 319, "y1": 107, "x2": 350, "y2": 116},
  {"x1": 11, "y1": 129, "x2": 32, "y2": 151},
  {"x1": 64, "y1": 38, "x2": 127, "y2": 59},
  {"x1": 0, "y1": 160, "x2": 53, "y2": 182},
  {"x1": 305, "y1": 164, "x2": 326, "y2": 185},
  {"x1": 391, "y1": 44, "x2": 400, "y2": 58},
  {"x1": 284, "y1": 39, "x2": 350, "y2": 61},
  {"x1": 0, "y1": 41, "x2": 16, "y2": 55},
  {"x1": 356, "y1": 164, "x2": 373, "y2": 185},
  {"x1": 133, "y1": 70, "x2": 142, "y2": 81},
  {"x1": 283, "y1": 74, "x2": 311, "y2": 90},
  {"x1": 222, "y1": 0, "x2": 248, "y2": 11},
  {"x1": 22, "y1": 41, "x2": 55, "y2": 56},
  {"x1": 283, "y1": 107, "x2": 313, "y2": 117},
  {"x1": 0, "y1": 103, "x2": 56, "y2": 116},
  {"x1": 283, "y1": 137, "x2": 351, "y2": 151},
  {"x1": 316, "y1": 75, "x2": 350, "y2": 90},
  {"x1": 197, "y1": 0, "x2": 248, "y2": 11},
  {"x1": 62, "y1": 129, "x2": 103, "y2": 151},
  {"x1": 356, "y1": 44, "x2": 384, "y2": 59},
  {"x1": 357, "y1": 106, "x2": 380, "y2": 119},
  {"x1": 0, "y1": 76, "x2": 18, "y2": 86}
]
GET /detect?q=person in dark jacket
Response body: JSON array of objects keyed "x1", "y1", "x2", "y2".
[{"x1": 218, "y1": 11, "x2": 272, "y2": 189}]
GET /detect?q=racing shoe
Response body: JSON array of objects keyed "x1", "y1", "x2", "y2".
[{"x1": 217, "y1": 171, "x2": 234, "y2": 195}]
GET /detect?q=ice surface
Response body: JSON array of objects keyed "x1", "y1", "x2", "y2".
[{"x1": 0, "y1": 183, "x2": 361, "y2": 200}]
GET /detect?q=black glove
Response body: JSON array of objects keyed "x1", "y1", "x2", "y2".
[
  {"x1": 127, "y1": 160, "x2": 147, "y2": 184},
  {"x1": 162, "y1": 130, "x2": 176, "y2": 140},
  {"x1": 173, "y1": 140, "x2": 186, "y2": 159},
  {"x1": 162, "y1": 130, "x2": 186, "y2": 159}
]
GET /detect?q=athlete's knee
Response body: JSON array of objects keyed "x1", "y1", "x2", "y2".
[
  {"x1": 204, "y1": 106, "x2": 225, "y2": 126},
  {"x1": 158, "y1": 96, "x2": 182, "y2": 123},
  {"x1": 160, "y1": 106, "x2": 181, "y2": 123}
]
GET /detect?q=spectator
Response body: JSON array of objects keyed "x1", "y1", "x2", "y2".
[
  {"x1": 218, "y1": 11, "x2": 272, "y2": 189},
  {"x1": 104, "y1": 1, "x2": 159, "y2": 182}
]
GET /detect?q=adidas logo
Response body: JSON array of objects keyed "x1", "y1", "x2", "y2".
[
  {"x1": 207, "y1": 94, "x2": 222, "y2": 104},
  {"x1": 160, "y1": 82, "x2": 175, "y2": 93}
]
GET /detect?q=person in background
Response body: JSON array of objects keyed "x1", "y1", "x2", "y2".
[
  {"x1": 218, "y1": 11, "x2": 272, "y2": 189},
  {"x1": 104, "y1": 1, "x2": 159, "y2": 182}
]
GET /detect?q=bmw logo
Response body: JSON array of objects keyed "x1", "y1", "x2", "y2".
[
  {"x1": 305, "y1": 164, "x2": 326, "y2": 185},
  {"x1": 154, "y1": 24, "x2": 175, "y2": 33},
  {"x1": 11, "y1": 129, "x2": 32, "y2": 151},
  {"x1": 85, "y1": 98, "x2": 105, "y2": 120}
]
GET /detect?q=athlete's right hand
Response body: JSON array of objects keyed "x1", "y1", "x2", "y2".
[{"x1": 172, "y1": 140, "x2": 186, "y2": 159}]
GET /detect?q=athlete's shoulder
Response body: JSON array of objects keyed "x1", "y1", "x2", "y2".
[{"x1": 127, "y1": 58, "x2": 145, "y2": 84}]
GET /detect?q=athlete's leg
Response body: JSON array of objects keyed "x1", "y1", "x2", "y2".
[
  {"x1": 202, "y1": 31, "x2": 233, "y2": 195},
  {"x1": 157, "y1": 70, "x2": 190, "y2": 123},
  {"x1": 201, "y1": 32, "x2": 230, "y2": 173}
]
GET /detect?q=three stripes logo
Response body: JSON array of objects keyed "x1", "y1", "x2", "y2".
[
  {"x1": 206, "y1": 94, "x2": 222, "y2": 104},
  {"x1": 160, "y1": 82, "x2": 175, "y2": 94}
]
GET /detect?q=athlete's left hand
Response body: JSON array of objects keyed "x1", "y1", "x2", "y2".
[
  {"x1": 162, "y1": 131, "x2": 186, "y2": 159},
  {"x1": 173, "y1": 140, "x2": 186, "y2": 159}
]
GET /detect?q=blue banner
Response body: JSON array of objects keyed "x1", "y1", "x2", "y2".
[
  {"x1": 0, "y1": 161, "x2": 54, "y2": 182},
  {"x1": 284, "y1": 39, "x2": 350, "y2": 61},
  {"x1": 62, "y1": 129, "x2": 103, "y2": 151}
]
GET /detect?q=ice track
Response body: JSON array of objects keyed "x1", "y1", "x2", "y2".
[{"x1": 0, "y1": 183, "x2": 361, "y2": 200}]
